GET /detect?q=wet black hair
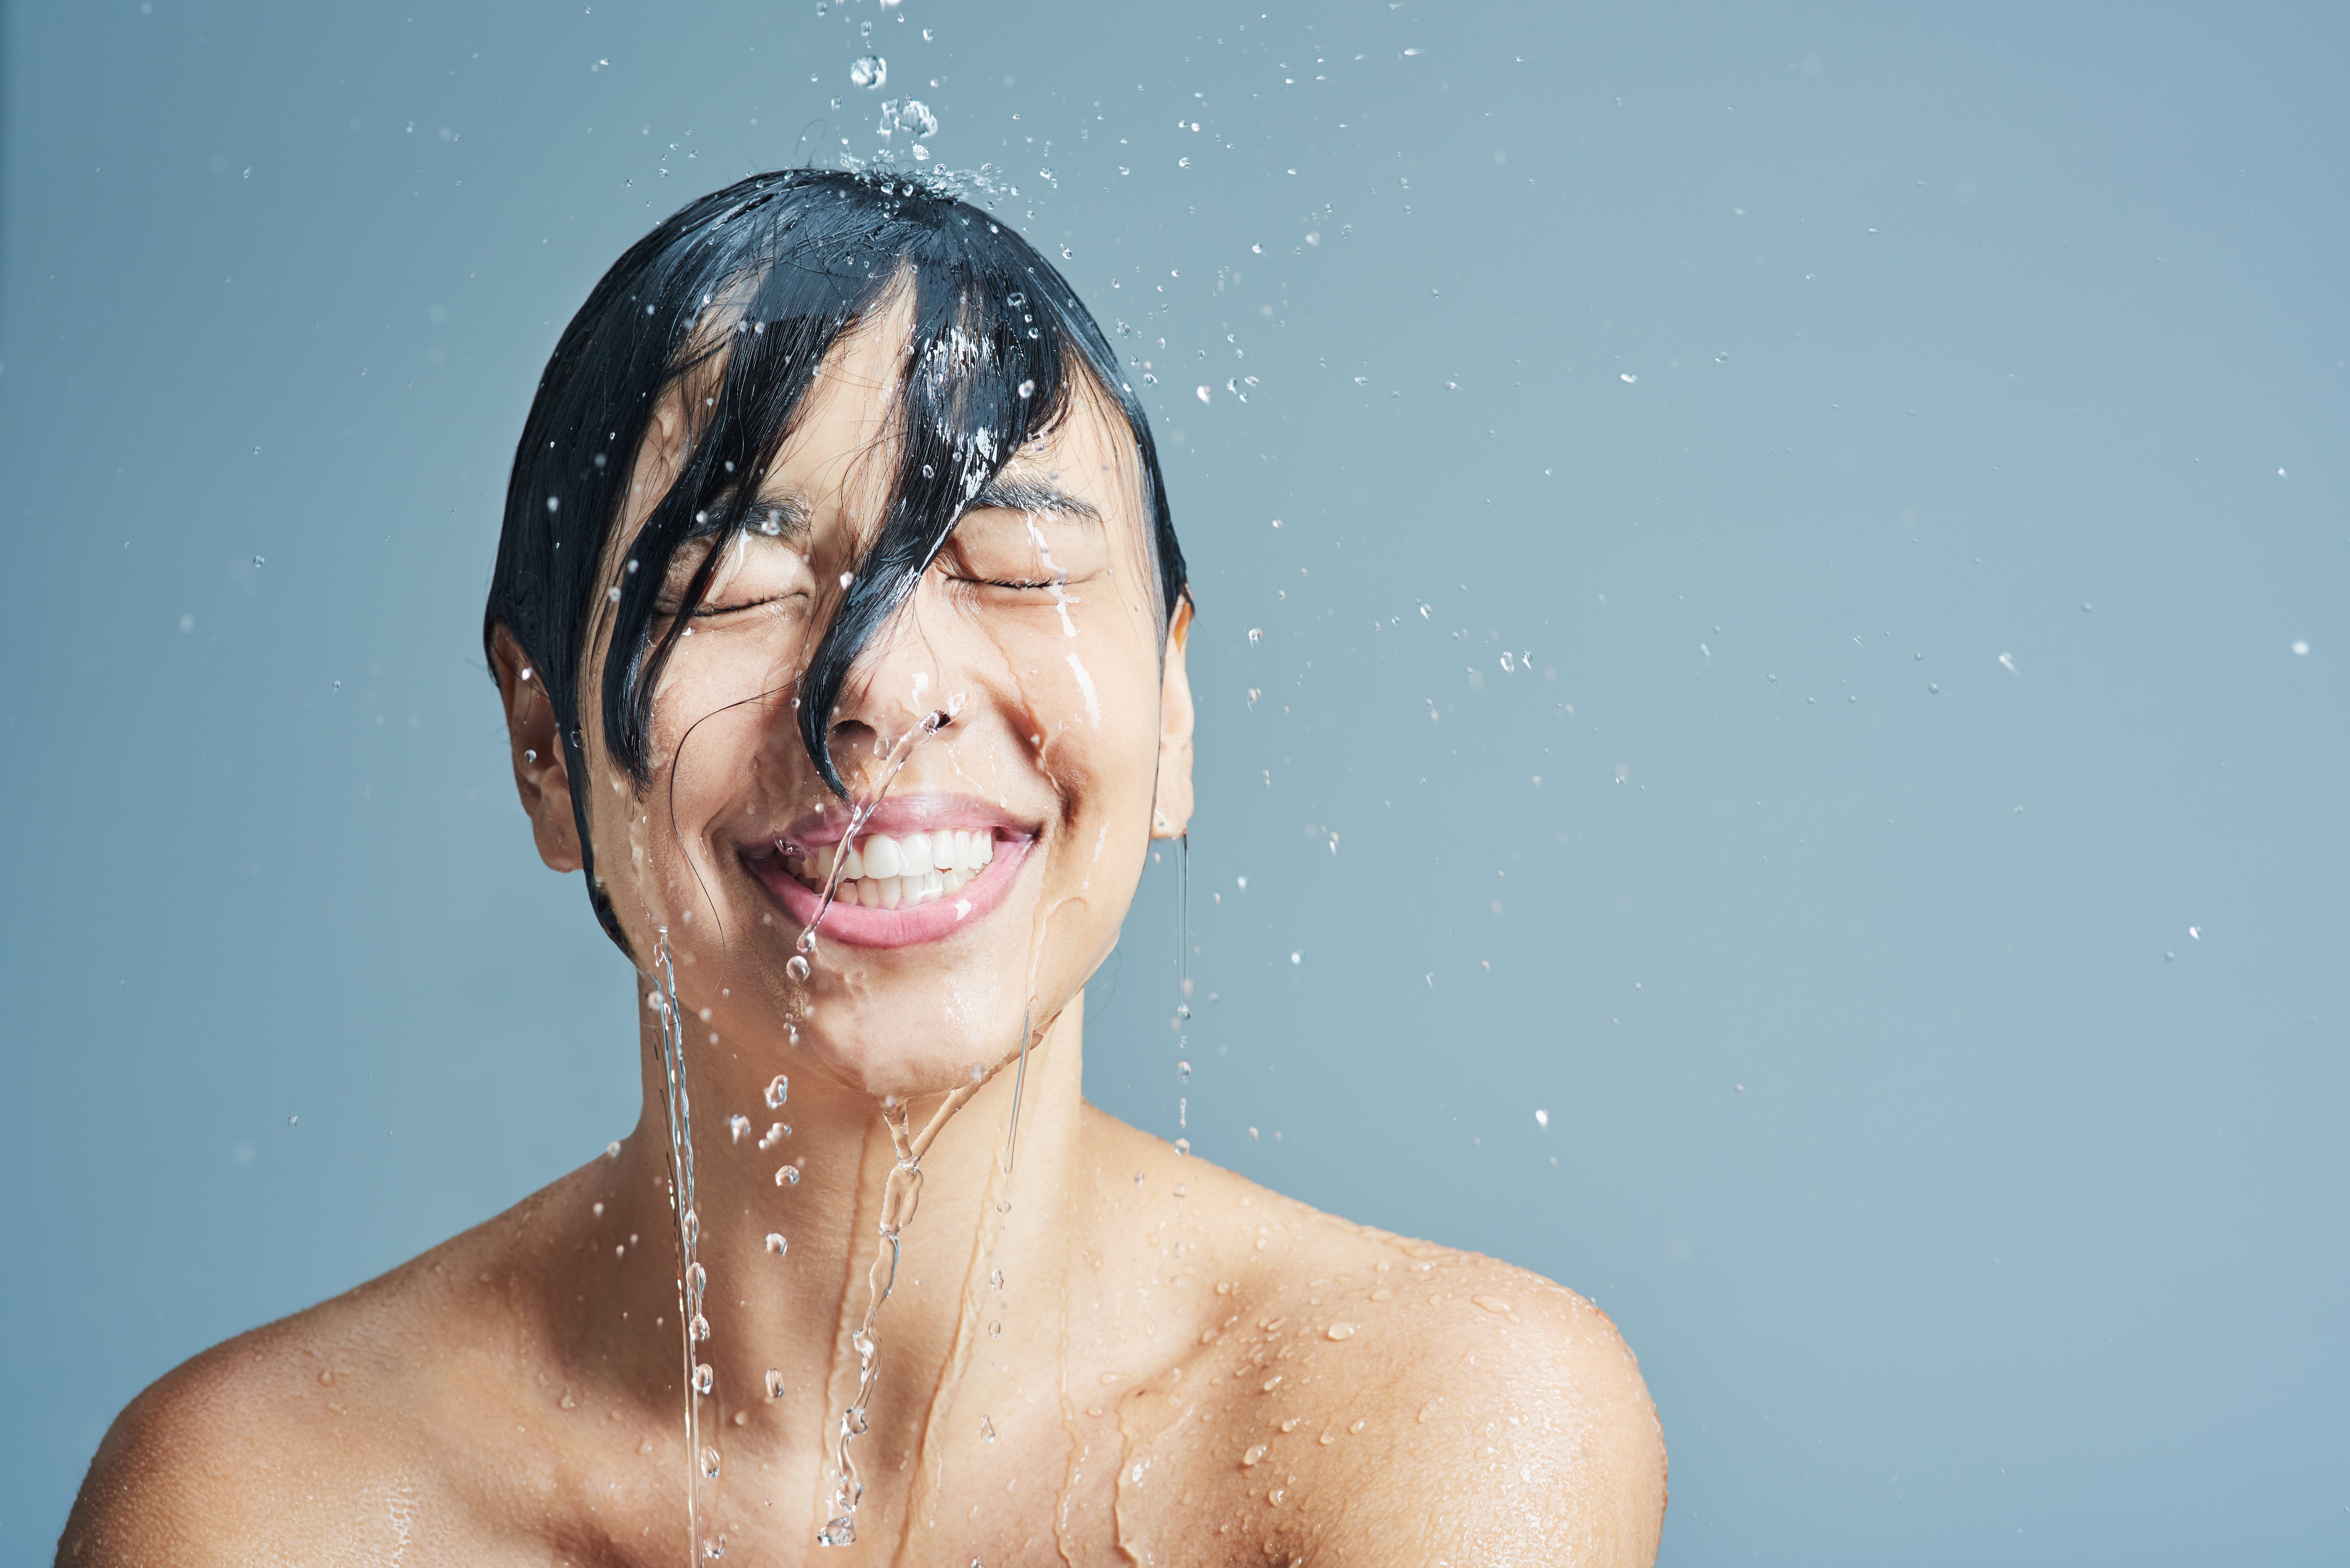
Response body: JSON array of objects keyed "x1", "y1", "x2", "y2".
[{"x1": 482, "y1": 168, "x2": 1185, "y2": 953}]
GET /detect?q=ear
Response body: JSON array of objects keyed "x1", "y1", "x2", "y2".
[
  {"x1": 1150, "y1": 596, "x2": 1196, "y2": 840},
  {"x1": 491, "y1": 625, "x2": 585, "y2": 874}
]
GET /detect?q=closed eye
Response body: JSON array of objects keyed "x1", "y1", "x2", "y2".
[{"x1": 688, "y1": 593, "x2": 796, "y2": 618}]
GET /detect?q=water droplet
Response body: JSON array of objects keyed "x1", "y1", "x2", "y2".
[
  {"x1": 690, "y1": 1313, "x2": 710, "y2": 1341},
  {"x1": 776, "y1": 1164, "x2": 800, "y2": 1186},
  {"x1": 849, "y1": 55, "x2": 885, "y2": 89},
  {"x1": 1534, "y1": 1108, "x2": 1550, "y2": 1129},
  {"x1": 1178, "y1": 1060, "x2": 1191, "y2": 1081},
  {"x1": 765, "y1": 1368, "x2": 785, "y2": 1398},
  {"x1": 988, "y1": 1320, "x2": 1002, "y2": 1338},
  {"x1": 989, "y1": 1268, "x2": 1005, "y2": 1290},
  {"x1": 1326, "y1": 1322, "x2": 1356, "y2": 1341},
  {"x1": 728, "y1": 1113, "x2": 750, "y2": 1142},
  {"x1": 786, "y1": 954, "x2": 812, "y2": 983},
  {"x1": 1290, "y1": 952, "x2": 1302, "y2": 965},
  {"x1": 765, "y1": 1232, "x2": 788, "y2": 1255},
  {"x1": 1248, "y1": 627, "x2": 1262, "y2": 644},
  {"x1": 701, "y1": 1446, "x2": 721, "y2": 1478},
  {"x1": 981, "y1": 1414, "x2": 997, "y2": 1441},
  {"x1": 252, "y1": 554, "x2": 266, "y2": 569},
  {"x1": 682, "y1": 1209, "x2": 700, "y2": 1245},
  {"x1": 1242, "y1": 1444, "x2": 1267, "y2": 1466},
  {"x1": 765, "y1": 1075, "x2": 790, "y2": 1109},
  {"x1": 1017, "y1": 378, "x2": 1035, "y2": 399},
  {"x1": 894, "y1": 97, "x2": 937, "y2": 137},
  {"x1": 694, "y1": 1363, "x2": 714, "y2": 1394}
]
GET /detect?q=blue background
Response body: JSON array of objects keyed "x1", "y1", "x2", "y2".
[{"x1": 2, "y1": 1, "x2": 2344, "y2": 1560}]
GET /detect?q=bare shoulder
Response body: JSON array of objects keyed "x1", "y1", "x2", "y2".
[
  {"x1": 58, "y1": 1292, "x2": 421, "y2": 1564},
  {"x1": 1285, "y1": 1241, "x2": 1666, "y2": 1567},
  {"x1": 55, "y1": 1178, "x2": 583, "y2": 1567},
  {"x1": 1147, "y1": 1146, "x2": 1667, "y2": 1567}
]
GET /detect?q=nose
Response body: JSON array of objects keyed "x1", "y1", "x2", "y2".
[{"x1": 815, "y1": 611, "x2": 957, "y2": 796}]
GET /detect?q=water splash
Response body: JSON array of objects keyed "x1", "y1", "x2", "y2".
[
  {"x1": 653, "y1": 928, "x2": 717, "y2": 1564},
  {"x1": 784, "y1": 711, "x2": 952, "y2": 972}
]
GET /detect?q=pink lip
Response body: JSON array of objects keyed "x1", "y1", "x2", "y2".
[{"x1": 744, "y1": 795, "x2": 1038, "y2": 950}]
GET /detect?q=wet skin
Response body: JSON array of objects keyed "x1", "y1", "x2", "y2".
[{"x1": 60, "y1": 305, "x2": 1665, "y2": 1566}]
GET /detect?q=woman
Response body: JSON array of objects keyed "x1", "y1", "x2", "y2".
[{"x1": 60, "y1": 170, "x2": 1664, "y2": 1566}]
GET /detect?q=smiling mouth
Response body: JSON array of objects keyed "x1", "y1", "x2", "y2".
[{"x1": 781, "y1": 829, "x2": 999, "y2": 912}]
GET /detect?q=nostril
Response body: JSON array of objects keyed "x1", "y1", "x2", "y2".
[{"x1": 828, "y1": 719, "x2": 878, "y2": 752}]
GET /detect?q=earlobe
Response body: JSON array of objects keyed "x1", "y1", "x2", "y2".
[
  {"x1": 491, "y1": 625, "x2": 585, "y2": 874},
  {"x1": 1151, "y1": 597, "x2": 1196, "y2": 840}
]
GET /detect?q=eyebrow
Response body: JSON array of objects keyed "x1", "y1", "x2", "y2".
[
  {"x1": 685, "y1": 490, "x2": 814, "y2": 542},
  {"x1": 970, "y1": 474, "x2": 1101, "y2": 520}
]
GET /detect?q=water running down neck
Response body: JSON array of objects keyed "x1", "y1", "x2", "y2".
[
  {"x1": 775, "y1": 705, "x2": 981, "y2": 1549},
  {"x1": 651, "y1": 928, "x2": 718, "y2": 1564},
  {"x1": 817, "y1": 1081, "x2": 982, "y2": 1547}
]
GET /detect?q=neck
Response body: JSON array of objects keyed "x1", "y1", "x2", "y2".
[{"x1": 588, "y1": 977, "x2": 1091, "y2": 1541}]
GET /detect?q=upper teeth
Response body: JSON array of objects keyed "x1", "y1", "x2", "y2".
[{"x1": 785, "y1": 830, "x2": 997, "y2": 911}]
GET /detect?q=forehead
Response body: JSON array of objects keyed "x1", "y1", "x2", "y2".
[{"x1": 767, "y1": 301, "x2": 1144, "y2": 532}]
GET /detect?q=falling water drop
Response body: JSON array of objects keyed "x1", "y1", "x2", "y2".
[
  {"x1": 765, "y1": 1075, "x2": 790, "y2": 1110},
  {"x1": 786, "y1": 954, "x2": 812, "y2": 983},
  {"x1": 765, "y1": 1232, "x2": 788, "y2": 1255},
  {"x1": 849, "y1": 55, "x2": 886, "y2": 89},
  {"x1": 1535, "y1": 1108, "x2": 1550, "y2": 1129},
  {"x1": 728, "y1": 1114, "x2": 750, "y2": 1143}
]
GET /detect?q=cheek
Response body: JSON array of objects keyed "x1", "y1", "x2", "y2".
[
  {"x1": 642, "y1": 656, "x2": 785, "y2": 834},
  {"x1": 1044, "y1": 673, "x2": 1164, "y2": 847}
]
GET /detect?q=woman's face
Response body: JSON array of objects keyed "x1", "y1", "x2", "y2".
[{"x1": 526, "y1": 303, "x2": 1192, "y2": 1099}]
